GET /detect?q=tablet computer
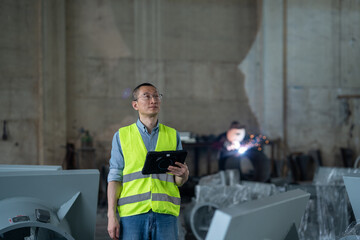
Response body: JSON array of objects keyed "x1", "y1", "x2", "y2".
[{"x1": 142, "y1": 150, "x2": 187, "y2": 175}]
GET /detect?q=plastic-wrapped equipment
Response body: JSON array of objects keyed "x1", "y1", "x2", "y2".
[
  {"x1": 187, "y1": 170, "x2": 278, "y2": 240},
  {"x1": 294, "y1": 167, "x2": 360, "y2": 240},
  {"x1": 337, "y1": 222, "x2": 360, "y2": 240}
]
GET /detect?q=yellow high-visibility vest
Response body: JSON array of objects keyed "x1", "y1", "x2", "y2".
[{"x1": 117, "y1": 123, "x2": 181, "y2": 217}]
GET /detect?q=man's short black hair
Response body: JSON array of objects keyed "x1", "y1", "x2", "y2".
[
  {"x1": 132, "y1": 83, "x2": 157, "y2": 101},
  {"x1": 229, "y1": 121, "x2": 245, "y2": 129}
]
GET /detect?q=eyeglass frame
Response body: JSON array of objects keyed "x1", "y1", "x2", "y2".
[{"x1": 133, "y1": 93, "x2": 163, "y2": 102}]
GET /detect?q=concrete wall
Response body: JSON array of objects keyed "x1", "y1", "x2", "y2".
[
  {"x1": 0, "y1": 1, "x2": 40, "y2": 165},
  {"x1": 242, "y1": 0, "x2": 360, "y2": 166},
  {"x1": 286, "y1": 0, "x2": 360, "y2": 165},
  {"x1": 65, "y1": 0, "x2": 260, "y2": 167},
  {"x1": 0, "y1": 0, "x2": 359, "y2": 169},
  {"x1": 0, "y1": 0, "x2": 66, "y2": 165}
]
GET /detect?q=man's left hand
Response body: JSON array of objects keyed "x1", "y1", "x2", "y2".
[{"x1": 168, "y1": 162, "x2": 189, "y2": 186}]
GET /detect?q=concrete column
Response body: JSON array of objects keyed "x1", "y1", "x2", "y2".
[
  {"x1": 38, "y1": 0, "x2": 66, "y2": 165},
  {"x1": 262, "y1": 0, "x2": 284, "y2": 140}
]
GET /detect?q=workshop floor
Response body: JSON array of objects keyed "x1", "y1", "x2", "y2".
[{"x1": 95, "y1": 207, "x2": 111, "y2": 240}]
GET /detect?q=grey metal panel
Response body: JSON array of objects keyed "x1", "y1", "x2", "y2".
[
  {"x1": 0, "y1": 169, "x2": 99, "y2": 240},
  {"x1": 343, "y1": 174, "x2": 360, "y2": 222},
  {"x1": 0, "y1": 164, "x2": 62, "y2": 172},
  {"x1": 206, "y1": 189, "x2": 310, "y2": 240}
]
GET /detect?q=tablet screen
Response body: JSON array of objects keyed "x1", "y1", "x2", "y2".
[{"x1": 142, "y1": 150, "x2": 187, "y2": 175}]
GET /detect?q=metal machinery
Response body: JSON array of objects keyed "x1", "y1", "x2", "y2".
[
  {"x1": 206, "y1": 189, "x2": 310, "y2": 240},
  {"x1": 0, "y1": 165, "x2": 99, "y2": 240},
  {"x1": 186, "y1": 167, "x2": 360, "y2": 240},
  {"x1": 184, "y1": 170, "x2": 279, "y2": 240},
  {"x1": 0, "y1": 165, "x2": 62, "y2": 172},
  {"x1": 339, "y1": 174, "x2": 360, "y2": 240}
]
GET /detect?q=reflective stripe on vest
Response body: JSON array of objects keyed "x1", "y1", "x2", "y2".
[
  {"x1": 117, "y1": 192, "x2": 181, "y2": 206},
  {"x1": 122, "y1": 171, "x2": 175, "y2": 184},
  {"x1": 117, "y1": 123, "x2": 180, "y2": 217},
  {"x1": 118, "y1": 192, "x2": 151, "y2": 205}
]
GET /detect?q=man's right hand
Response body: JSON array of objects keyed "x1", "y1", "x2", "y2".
[
  {"x1": 107, "y1": 181, "x2": 122, "y2": 240},
  {"x1": 107, "y1": 215, "x2": 120, "y2": 240}
]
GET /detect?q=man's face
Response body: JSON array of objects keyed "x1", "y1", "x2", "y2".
[
  {"x1": 132, "y1": 86, "x2": 161, "y2": 117},
  {"x1": 227, "y1": 128, "x2": 246, "y2": 143}
]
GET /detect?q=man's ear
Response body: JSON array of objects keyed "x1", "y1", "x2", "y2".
[{"x1": 132, "y1": 101, "x2": 138, "y2": 110}]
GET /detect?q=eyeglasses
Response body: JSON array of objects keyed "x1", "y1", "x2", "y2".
[{"x1": 135, "y1": 93, "x2": 163, "y2": 101}]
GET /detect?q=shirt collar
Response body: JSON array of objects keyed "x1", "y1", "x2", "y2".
[{"x1": 136, "y1": 119, "x2": 159, "y2": 134}]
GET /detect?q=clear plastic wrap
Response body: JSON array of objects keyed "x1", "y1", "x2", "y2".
[
  {"x1": 316, "y1": 185, "x2": 349, "y2": 239},
  {"x1": 298, "y1": 197, "x2": 319, "y2": 240},
  {"x1": 337, "y1": 222, "x2": 360, "y2": 240},
  {"x1": 295, "y1": 167, "x2": 360, "y2": 240},
  {"x1": 195, "y1": 170, "x2": 278, "y2": 208},
  {"x1": 195, "y1": 184, "x2": 249, "y2": 208},
  {"x1": 313, "y1": 167, "x2": 360, "y2": 186},
  {"x1": 198, "y1": 170, "x2": 240, "y2": 186},
  {"x1": 241, "y1": 181, "x2": 279, "y2": 199}
]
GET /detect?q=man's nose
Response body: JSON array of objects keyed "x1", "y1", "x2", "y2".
[{"x1": 150, "y1": 96, "x2": 159, "y2": 102}]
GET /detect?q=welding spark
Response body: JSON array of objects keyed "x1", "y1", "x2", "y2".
[
  {"x1": 236, "y1": 133, "x2": 270, "y2": 155},
  {"x1": 238, "y1": 145, "x2": 249, "y2": 154}
]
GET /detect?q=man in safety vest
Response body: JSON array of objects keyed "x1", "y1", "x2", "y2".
[{"x1": 107, "y1": 83, "x2": 189, "y2": 240}]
